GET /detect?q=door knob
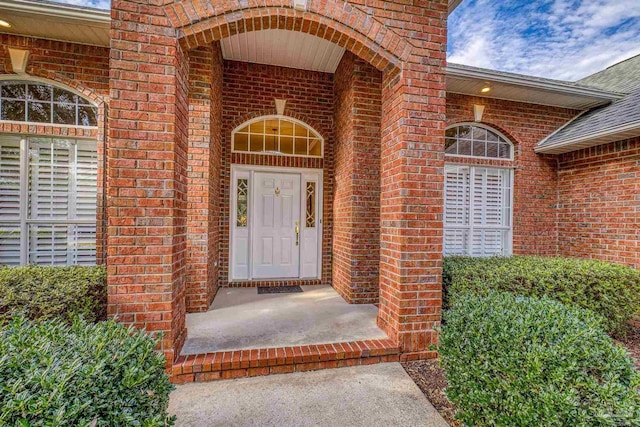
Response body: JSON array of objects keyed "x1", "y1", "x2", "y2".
[{"x1": 295, "y1": 221, "x2": 299, "y2": 246}]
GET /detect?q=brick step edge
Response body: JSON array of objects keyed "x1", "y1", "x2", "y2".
[{"x1": 171, "y1": 339, "x2": 400, "y2": 384}]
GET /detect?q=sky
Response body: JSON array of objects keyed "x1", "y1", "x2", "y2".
[
  {"x1": 56, "y1": 0, "x2": 640, "y2": 82},
  {"x1": 448, "y1": 0, "x2": 640, "y2": 81}
]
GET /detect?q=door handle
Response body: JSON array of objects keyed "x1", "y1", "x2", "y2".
[{"x1": 295, "y1": 221, "x2": 299, "y2": 246}]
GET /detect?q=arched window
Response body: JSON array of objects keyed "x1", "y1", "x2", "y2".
[
  {"x1": 0, "y1": 81, "x2": 97, "y2": 126},
  {"x1": 445, "y1": 123, "x2": 512, "y2": 160},
  {"x1": 0, "y1": 80, "x2": 99, "y2": 267},
  {"x1": 232, "y1": 116, "x2": 323, "y2": 157},
  {"x1": 444, "y1": 123, "x2": 514, "y2": 257}
]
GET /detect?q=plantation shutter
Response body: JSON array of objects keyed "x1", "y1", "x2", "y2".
[
  {"x1": 444, "y1": 165, "x2": 512, "y2": 256},
  {"x1": 74, "y1": 140, "x2": 98, "y2": 265},
  {"x1": 0, "y1": 136, "x2": 22, "y2": 265},
  {"x1": 0, "y1": 136, "x2": 97, "y2": 266},
  {"x1": 444, "y1": 166, "x2": 470, "y2": 255},
  {"x1": 27, "y1": 138, "x2": 97, "y2": 265}
]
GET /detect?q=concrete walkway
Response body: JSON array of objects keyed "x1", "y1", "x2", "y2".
[
  {"x1": 169, "y1": 363, "x2": 449, "y2": 427},
  {"x1": 181, "y1": 286, "x2": 387, "y2": 355}
]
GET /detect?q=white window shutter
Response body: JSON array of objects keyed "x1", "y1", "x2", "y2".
[
  {"x1": 0, "y1": 137, "x2": 21, "y2": 266},
  {"x1": 445, "y1": 165, "x2": 512, "y2": 257}
]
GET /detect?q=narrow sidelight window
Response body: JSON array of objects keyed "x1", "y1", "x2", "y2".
[
  {"x1": 305, "y1": 181, "x2": 316, "y2": 228},
  {"x1": 236, "y1": 178, "x2": 248, "y2": 227}
]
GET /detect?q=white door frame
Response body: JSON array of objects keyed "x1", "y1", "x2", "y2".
[{"x1": 229, "y1": 164, "x2": 323, "y2": 282}]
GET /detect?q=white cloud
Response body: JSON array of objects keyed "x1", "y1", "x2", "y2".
[
  {"x1": 51, "y1": 0, "x2": 110, "y2": 9},
  {"x1": 448, "y1": 0, "x2": 640, "y2": 81}
]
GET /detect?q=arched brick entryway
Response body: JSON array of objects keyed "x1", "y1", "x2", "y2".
[
  {"x1": 107, "y1": 0, "x2": 447, "y2": 364},
  {"x1": 163, "y1": 0, "x2": 410, "y2": 74}
]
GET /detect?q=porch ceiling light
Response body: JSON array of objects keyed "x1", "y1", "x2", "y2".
[
  {"x1": 0, "y1": 19, "x2": 12, "y2": 28},
  {"x1": 481, "y1": 85, "x2": 491, "y2": 94}
]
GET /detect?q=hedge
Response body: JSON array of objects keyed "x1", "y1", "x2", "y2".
[
  {"x1": 0, "y1": 265, "x2": 107, "y2": 323},
  {"x1": 0, "y1": 315, "x2": 175, "y2": 426},
  {"x1": 443, "y1": 256, "x2": 640, "y2": 335},
  {"x1": 439, "y1": 291, "x2": 640, "y2": 426}
]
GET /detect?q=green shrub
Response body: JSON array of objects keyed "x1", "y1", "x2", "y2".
[
  {"x1": 439, "y1": 291, "x2": 640, "y2": 426},
  {"x1": 0, "y1": 265, "x2": 107, "y2": 323},
  {"x1": 0, "y1": 315, "x2": 175, "y2": 426},
  {"x1": 443, "y1": 256, "x2": 640, "y2": 334}
]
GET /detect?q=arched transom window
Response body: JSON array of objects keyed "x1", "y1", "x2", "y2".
[
  {"x1": 0, "y1": 81, "x2": 98, "y2": 126},
  {"x1": 445, "y1": 123, "x2": 512, "y2": 159},
  {"x1": 233, "y1": 116, "x2": 323, "y2": 157}
]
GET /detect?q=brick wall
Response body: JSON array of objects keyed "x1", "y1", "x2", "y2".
[
  {"x1": 108, "y1": 0, "x2": 450, "y2": 361},
  {"x1": 446, "y1": 93, "x2": 579, "y2": 255},
  {"x1": 333, "y1": 52, "x2": 382, "y2": 304},
  {"x1": 0, "y1": 35, "x2": 109, "y2": 263},
  {"x1": 558, "y1": 137, "x2": 639, "y2": 268},
  {"x1": 185, "y1": 43, "x2": 223, "y2": 312},
  {"x1": 220, "y1": 60, "x2": 335, "y2": 287},
  {"x1": 108, "y1": 0, "x2": 190, "y2": 362}
]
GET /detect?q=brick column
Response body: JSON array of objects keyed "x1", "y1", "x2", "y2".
[
  {"x1": 376, "y1": 0, "x2": 448, "y2": 358},
  {"x1": 107, "y1": 0, "x2": 189, "y2": 362},
  {"x1": 185, "y1": 43, "x2": 223, "y2": 312},
  {"x1": 333, "y1": 52, "x2": 382, "y2": 304}
]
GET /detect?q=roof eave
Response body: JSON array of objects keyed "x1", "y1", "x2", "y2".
[
  {"x1": 446, "y1": 64, "x2": 624, "y2": 102},
  {"x1": 449, "y1": 0, "x2": 464, "y2": 13},
  {"x1": 0, "y1": 0, "x2": 110, "y2": 24},
  {"x1": 535, "y1": 120, "x2": 640, "y2": 154}
]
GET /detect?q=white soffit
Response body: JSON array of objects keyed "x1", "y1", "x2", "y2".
[
  {"x1": 220, "y1": 29, "x2": 346, "y2": 73},
  {"x1": 0, "y1": 0, "x2": 109, "y2": 47},
  {"x1": 446, "y1": 65, "x2": 623, "y2": 110}
]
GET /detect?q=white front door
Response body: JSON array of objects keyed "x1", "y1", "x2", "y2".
[{"x1": 252, "y1": 172, "x2": 301, "y2": 278}]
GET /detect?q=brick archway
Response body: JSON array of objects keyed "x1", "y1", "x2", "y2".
[
  {"x1": 109, "y1": 0, "x2": 448, "y2": 365},
  {"x1": 163, "y1": 1, "x2": 410, "y2": 73}
]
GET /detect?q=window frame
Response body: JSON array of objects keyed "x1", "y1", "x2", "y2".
[
  {"x1": 445, "y1": 122, "x2": 514, "y2": 161},
  {"x1": 231, "y1": 115, "x2": 324, "y2": 158},
  {"x1": 0, "y1": 78, "x2": 98, "y2": 128},
  {"x1": 443, "y1": 164, "x2": 514, "y2": 257},
  {"x1": 0, "y1": 135, "x2": 98, "y2": 266}
]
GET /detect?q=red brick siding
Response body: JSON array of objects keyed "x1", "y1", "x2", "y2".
[
  {"x1": 376, "y1": 0, "x2": 448, "y2": 357},
  {"x1": 558, "y1": 137, "x2": 640, "y2": 268},
  {"x1": 0, "y1": 35, "x2": 109, "y2": 262},
  {"x1": 220, "y1": 60, "x2": 335, "y2": 287},
  {"x1": 333, "y1": 52, "x2": 382, "y2": 304},
  {"x1": 110, "y1": 0, "x2": 452, "y2": 361},
  {"x1": 185, "y1": 44, "x2": 223, "y2": 312},
  {"x1": 108, "y1": 0, "x2": 189, "y2": 362},
  {"x1": 446, "y1": 93, "x2": 579, "y2": 255}
]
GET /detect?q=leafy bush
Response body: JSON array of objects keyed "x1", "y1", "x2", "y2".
[
  {"x1": 0, "y1": 315, "x2": 175, "y2": 426},
  {"x1": 0, "y1": 265, "x2": 106, "y2": 323},
  {"x1": 443, "y1": 255, "x2": 640, "y2": 334},
  {"x1": 439, "y1": 291, "x2": 640, "y2": 426}
]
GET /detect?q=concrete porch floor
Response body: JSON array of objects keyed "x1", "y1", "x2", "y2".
[{"x1": 181, "y1": 285, "x2": 388, "y2": 355}]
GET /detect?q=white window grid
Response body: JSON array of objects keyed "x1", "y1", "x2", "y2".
[
  {"x1": 445, "y1": 123, "x2": 513, "y2": 160},
  {"x1": 232, "y1": 115, "x2": 324, "y2": 158},
  {"x1": 0, "y1": 81, "x2": 98, "y2": 127}
]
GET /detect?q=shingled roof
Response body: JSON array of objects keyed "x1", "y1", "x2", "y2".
[{"x1": 536, "y1": 54, "x2": 640, "y2": 154}]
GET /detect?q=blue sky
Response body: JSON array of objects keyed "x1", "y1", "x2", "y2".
[
  {"x1": 448, "y1": 0, "x2": 640, "y2": 80},
  {"x1": 58, "y1": 0, "x2": 640, "y2": 81}
]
